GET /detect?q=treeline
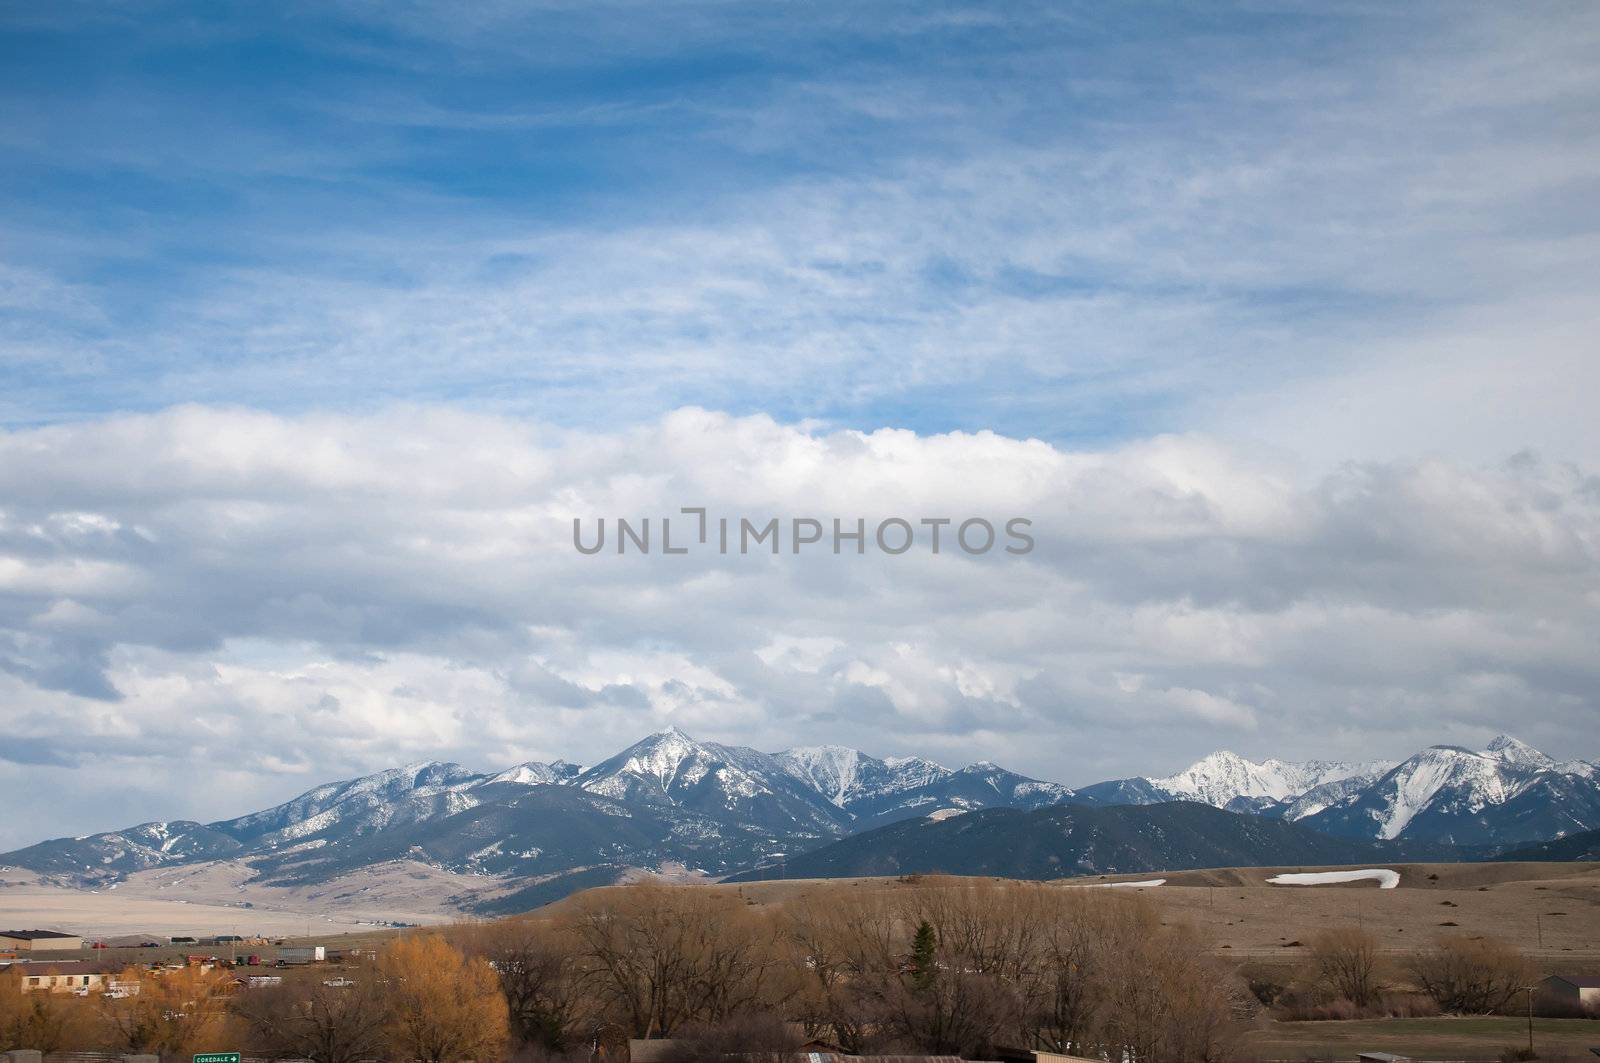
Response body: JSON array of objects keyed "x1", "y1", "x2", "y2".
[
  {"x1": 495, "y1": 878, "x2": 1242, "y2": 1061},
  {"x1": 0, "y1": 879, "x2": 1242, "y2": 1062},
  {"x1": 2, "y1": 878, "x2": 1572, "y2": 1062},
  {"x1": 1252, "y1": 927, "x2": 1570, "y2": 1022}
]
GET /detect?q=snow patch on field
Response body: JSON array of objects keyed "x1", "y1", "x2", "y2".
[
  {"x1": 1267, "y1": 869, "x2": 1399, "y2": 888},
  {"x1": 1067, "y1": 878, "x2": 1167, "y2": 889}
]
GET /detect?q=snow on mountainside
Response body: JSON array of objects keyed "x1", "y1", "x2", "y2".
[
  {"x1": 1483, "y1": 734, "x2": 1551, "y2": 768},
  {"x1": 0, "y1": 820, "x2": 243, "y2": 877},
  {"x1": 3, "y1": 729, "x2": 1595, "y2": 901},
  {"x1": 574, "y1": 727, "x2": 848, "y2": 835},
  {"x1": 1377, "y1": 746, "x2": 1518, "y2": 839},
  {"x1": 1279, "y1": 766, "x2": 1395, "y2": 821},
  {"x1": 774, "y1": 746, "x2": 950, "y2": 807},
  {"x1": 483, "y1": 760, "x2": 583, "y2": 787},
  {"x1": 1302, "y1": 736, "x2": 1600, "y2": 846},
  {"x1": 215, "y1": 761, "x2": 486, "y2": 848},
  {"x1": 775, "y1": 745, "x2": 880, "y2": 804},
  {"x1": 1152, "y1": 751, "x2": 1390, "y2": 808},
  {"x1": 773, "y1": 747, "x2": 1078, "y2": 829}
]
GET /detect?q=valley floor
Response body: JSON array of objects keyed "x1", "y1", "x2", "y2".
[
  {"x1": 1101, "y1": 862, "x2": 1600, "y2": 962},
  {"x1": 1244, "y1": 1016, "x2": 1600, "y2": 1060},
  {"x1": 613, "y1": 861, "x2": 1600, "y2": 963},
  {"x1": 4, "y1": 859, "x2": 1597, "y2": 962},
  {"x1": 0, "y1": 861, "x2": 466, "y2": 937}
]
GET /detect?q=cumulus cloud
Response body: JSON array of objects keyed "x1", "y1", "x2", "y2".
[{"x1": 0, "y1": 405, "x2": 1596, "y2": 846}]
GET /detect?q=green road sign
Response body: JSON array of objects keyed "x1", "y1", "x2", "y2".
[{"x1": 194, "y1": 1054, "x2": 241, "y2": 1063}]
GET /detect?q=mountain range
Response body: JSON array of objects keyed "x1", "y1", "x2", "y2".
[{"x1": 2, "y1": 728, "x2": 1595, "y2": 911}]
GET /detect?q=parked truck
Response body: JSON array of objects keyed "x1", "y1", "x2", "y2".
[{"x1": 276, "y1": 946, "x2": 326, "y2": 965}]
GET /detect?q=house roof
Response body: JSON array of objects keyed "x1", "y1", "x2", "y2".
[
  {"x1": 13, "y1": 961, "x2": 105, "y2": 976},
  {"x1": 0, "y1": 930, "x2": 79, "y2": 940},
  {"x1": 1547, "y1": 975, "x2": 1600, "y2": 989}
]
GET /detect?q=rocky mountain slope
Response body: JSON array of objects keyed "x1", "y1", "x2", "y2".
[
  {"x1": 1496, "y1": 826, "x2": 1600, "y2": 862},
  {"x1": 1301, "y1": 738, "x2": 1600, "y2": 845},
  {"x1": 1076, "y1": 735, "x2": 1599, "y2": 847},
  {"x1": 2, "y1": 730, "x2": 1593, "y2": 910},
  {"x1": 0, "y1": 728, "x2": 1080, "y2": 897},
  {"x1": 727, "y1": 802, "x2": 1449, "y2": 883}
]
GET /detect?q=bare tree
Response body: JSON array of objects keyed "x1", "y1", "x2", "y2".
[
  {"x1": 1095, "y1": 923, "x2": 1238, "y2": 1063},
  {"x1": 565, "y1": 884, "x2": 789, "y2": 1038},
  {"x1": 1406, "y1": 935, "x2": 1534, "y2": 1015},
  {"x1": 233, "y1": 980, "x2": 391, "y2": 1063},
  {"x1": 781, "y1": 890, "x2": 899, "y2": 1053},
  {"x1": 1028, "y1": 886, "x2": 1156, "y2": 1055},
  {"x1": 457, "y1": 917, "x2": 590, "y2": 1052},
  {"x1": 876, "y1": 965, "x2": 1021, "y2": 1058},
  {"x1": 1309, "y1": 927, "x2": 1383, "y2": 1008}
]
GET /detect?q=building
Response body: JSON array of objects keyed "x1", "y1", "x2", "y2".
[
  {"x1": 12, "y1": 961, "x2": 108, "y2": 994},
  {"x1": 0, "y1": 930, "x2": 83, "y2": 952},
  {"x1": 1540, "y1": 975, "x2": 1600, "y2": 1010}
]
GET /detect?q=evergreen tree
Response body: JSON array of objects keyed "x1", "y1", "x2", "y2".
[{"x1": 909, "y1": 920, "x2": 938, "y2": 992}]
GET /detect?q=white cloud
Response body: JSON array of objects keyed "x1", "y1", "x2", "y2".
[{"x1": 0, "y1": 405, "x2": 1596, "y2": 846}]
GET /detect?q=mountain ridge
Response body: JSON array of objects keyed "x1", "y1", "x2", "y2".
[{"x1": 2, "y1": 729, "x2": 1595, "y2": 910}]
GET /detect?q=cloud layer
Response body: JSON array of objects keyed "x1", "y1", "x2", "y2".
[{"x1": 1, "y1": 406, "x2": 1596, "y2": 846}]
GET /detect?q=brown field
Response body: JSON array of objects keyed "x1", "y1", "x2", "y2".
[
  {"x1": 548, "y1": 862, "x2": 1600, "y2": 966},
  {"x1": 1243, "y1": 1016, "x2": 1600, "y2": 1061},
  {"x1": 0, "y1": 859, "x2": 471, "y2": 938}
]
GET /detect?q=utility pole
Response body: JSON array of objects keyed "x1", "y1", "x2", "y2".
[{"x1": 1523, "y1": 984, "x2": 1536, "y2": 1057}]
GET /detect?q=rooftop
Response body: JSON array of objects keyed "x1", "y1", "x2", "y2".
[
  {"x1": 9, "y1": 960, "x2": 106, "y2": 975},
  {"x1": 0, "y1": 930, "x2": 79, "y2": 940}
]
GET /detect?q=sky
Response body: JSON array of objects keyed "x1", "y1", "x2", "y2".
[{"x1": 0, "y1": 2, "x2": 1598, "y2": 847}]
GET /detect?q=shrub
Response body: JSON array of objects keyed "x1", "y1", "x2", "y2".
[
  {"x1": 1308, "y1": 928, "x2": 1382, "y2": 1008},
  {"x1": 1406, "y1": 935, "x2": 1533, "y2": 1014}
]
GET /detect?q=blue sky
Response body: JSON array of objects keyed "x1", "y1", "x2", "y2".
[{"x1": 8, "y1": 2, "x2": 1593, "y2": 453}]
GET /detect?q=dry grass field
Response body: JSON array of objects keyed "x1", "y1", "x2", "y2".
[
  {"x1": 1243, "y1": 1016, "x2": 1600, "y2": 1060},
  {"x1": 0, "y1": 859, "x2": 470, "y2": 937},
  {"x1": 572, "y1": 861, "x2": 1600, "y2": 966}
]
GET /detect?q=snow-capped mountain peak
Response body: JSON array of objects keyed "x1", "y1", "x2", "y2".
[
  {"x1": 1154, "y1": 750, "x2": 1298, "y2": 806},
  {"x1": 774, "y1": 745, "x2": 880, "y2": 806},
  {"x1": 584, "y1": 727, "x2": 711, "y2": 793},
  {"x1": 483, "y1": 760, "x2": 583, "y2": 787},
  {"x1": 1482, "y1": 734, "x2": 1555, "y2": 770},
  {"x1": 1150, "y1": 750, "x2": 1392, "y2": 810},
  {"x1": 572, "y1": 728, "x2": 848, "y2": 834}
]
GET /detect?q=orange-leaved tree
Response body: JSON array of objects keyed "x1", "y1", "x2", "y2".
[
  {"x1": 376, "y1": 932, "x2": 510, "y2": 1063},
  {"x1": 99, "y1": 964, "x2": 234, "y2": 1058}
]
